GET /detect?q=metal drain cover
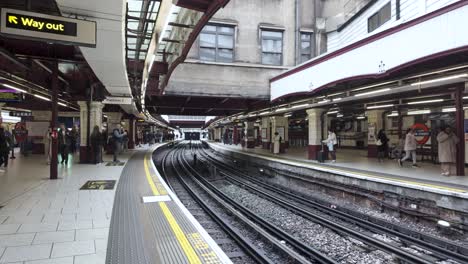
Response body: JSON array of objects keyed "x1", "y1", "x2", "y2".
[{"x1": 80, "y1": 180, "x2": 116, "y2": 190}]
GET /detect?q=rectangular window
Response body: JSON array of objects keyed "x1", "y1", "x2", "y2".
[
  {"x1": 368, "y1": 2, "x2": 391, "y2": 33},
  {"x1": 199, "y1": 24, "x2": 234, "y2": 62},
  {"x1": 300, "y1": 32, "x2": 313, "y2": 63},
  {"x1": 261, "y1": 29, "x2": 283, "y2": 66}
]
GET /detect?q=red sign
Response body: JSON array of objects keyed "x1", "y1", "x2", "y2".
[
  {"x1": 13, "y1": 122, "x2": 28, "y2": 142},
  {"x1": 411, "y1": 123, "x2": 430, "y2": 145}
]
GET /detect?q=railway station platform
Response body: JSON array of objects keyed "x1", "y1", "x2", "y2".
[
  {"x1": 207, "y1": 141, "x2": 468, "y2": 199},
  {"x1": 0, "y1": 144, "x2": 229, "y2": 264}
]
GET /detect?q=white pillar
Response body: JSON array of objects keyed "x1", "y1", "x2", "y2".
[
  {"x1": 306, "y1": 108, "x2": 325, "y2": 159},
  {"x1": 365, "y1": 109, "x2": 384, "y2": 157}
]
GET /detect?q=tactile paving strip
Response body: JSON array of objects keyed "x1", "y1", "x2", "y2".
[{"x1": 106, "y1": 151, "x2": 227, "y2": 264}]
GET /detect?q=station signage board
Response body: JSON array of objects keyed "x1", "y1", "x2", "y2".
[
  {"x1": 0, "y1": 8, "x2": 96, "y2": 47},
  {"x1": 0, "y1": 89, "x2": 22, "y2": 102},
  {"x1": 10, "y1": 111, "x2": 32, "y2": 117},
  {"x1": 103, "y1": 96, "x2": 133, "y2": 105}
]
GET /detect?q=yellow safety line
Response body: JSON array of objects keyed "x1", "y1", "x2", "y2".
[{"x1": 144, "y1": 154, "x2": 202, "y2": 264}]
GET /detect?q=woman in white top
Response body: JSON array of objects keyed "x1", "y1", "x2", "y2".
[
  {"x1": 398, "y1": 128, "x2": 418, "y2": 168},
  {"x1": 323, "y1": 130, "x2": 337, "y2": 163},
  {"x1": 273, "y1": 132, "x2": 281, "y2": 154}
]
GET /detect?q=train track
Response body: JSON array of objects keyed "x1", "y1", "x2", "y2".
[
  {"x1": 192, "y1": 141, "x2": 468, "y2": 264},
  {"x1": 155, "y1": 143, "x2": 336, "y2": 263}
]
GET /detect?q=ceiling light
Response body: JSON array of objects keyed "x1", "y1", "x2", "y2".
[
  {"x1": 275, "y1": 107, "x2": 288, "y2": 112},
  {"x1": 351, "y1": 81, "x2": 395, "y2": 92},
  {"x1": 357, "y1": 116, "x2": 366, "y2": 119},
  {"x1": 407, "y1": 99, "x2": 444, "y2": 105},
  {"x1": 291, "y1": 103, "x2": 310, "y2": 109},
  {"x1": 284, "y1": 113, "x2": 292, "y2": 117},
  {"x1": 387, "y1": 112, "x2": 399, "y2": 117},
  {"x1": 3, "y1": 84, "x2": 28, "y2": 93},
  {"x1": 34, "y1": 94, "x2": 51, "y2": 101},
  {"x1": 354, "y1": 88, "x2": 390, "y2": 97},
  {"x1": 259, "y1": 111, "x2": 270, "y2": 116},
  {"x1": 337, "y1": 113, "x2": 343, "y2": 117},
  {"x1": 442, "y1": 108, "x2": 455, "y2": 112},
  {"x1": 366, "y1": 104, "x2": 394, "y2": 109},
  {"x1": 318, "y1": 99, "x2": 330, "y2": 104},
  {"x1": 327, "y1": 110, "x2": 339, "y2": 115},
  {"x1": 58, "y1": 102, "x2": 67, "y2": 107},
  {"x1": 408, "y1": 110, "x2": 431, "y2": 115},
  {"x1": 333, "y1": 98, "x2": 342, "y2": 102},
  {"x1": 411, "y1": 74, "x2": 468, "y2": 86}
]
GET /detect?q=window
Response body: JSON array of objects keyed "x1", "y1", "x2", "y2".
[
  {"x1": 199, "y1": 24, "x2": 234, "y2": 62},
  {"x1": 261, "y1": 30, "x2": 283, "y2": 65},
  {"x1": 368, "y1": 2, "x2": 391, "y2": 33},
  {"x1": 300, "y1": 32, "x2": 313, "y2": 63}
]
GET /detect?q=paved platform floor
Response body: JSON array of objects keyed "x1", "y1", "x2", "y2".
[
  {"x1": 0, "y1": 147, "x2": 141, "y2": 264},
  {"x1": 209, "y1": 142, "x2": 468, "y2": 188}
]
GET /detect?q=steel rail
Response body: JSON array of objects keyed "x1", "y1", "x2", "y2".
[
  {"x1": 198, "y1": 144, "x2": 468, "y2": 262},
  {"x1": 194, "y1": 145, "x2": 434, "y2": 264},
  {"x1": 177, "y1": 144, "x2": 338, "y2": 264},
  {"x1": 159, "y1": 143, "x2": 275, "y2": 264}
]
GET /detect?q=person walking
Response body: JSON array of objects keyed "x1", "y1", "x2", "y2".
[
  {"x1": 90, "y1": 126, "x2": 103, "y2": 164},
  {"x1": 58, "y1": 124, "x2": 70, "y2": 164},
  {"x1": 273, "y1": 132, "x2": 281, "y2": 154},
  {"x1": 0, "y1": 127, "x2": 11, "y2": 169},
  {"x1": 323, "y1": 129, "x2": 337, "y2": 163},
  {"x1": 437, "y1": 126, "x2": 459, "y2": 176},
  {"x1": 376, "y1": 129, "x2": 389, "y2": 162},
  {"x1": 398, "y1": 128, "x2": 419, "y2": 168},
  {"x1": 112, "y1": 124, "x2": 126, "y2": 163}
]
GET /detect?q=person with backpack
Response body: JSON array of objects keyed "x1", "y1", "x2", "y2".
[
  {"x1": 323, "y1": 129, "x2": 337, "y2": 163},
  {"x1": 376, "y1": 129, "x2": 389, "y2": 162},
  {"x1": 112, "y1": 124, "x2": 126, "y2": 163}
]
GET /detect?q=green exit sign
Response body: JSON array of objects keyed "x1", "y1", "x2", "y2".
[{"x1": 0, "y1": 8, "x2": 96, "y2": 47}]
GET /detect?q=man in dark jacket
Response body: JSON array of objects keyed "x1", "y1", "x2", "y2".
[
  {"x1": 58, "y1": 123, "x2": 70, "y2": 164},
  {"x1": 112, "y1": 124, "x2": 126, "y2": 162}
]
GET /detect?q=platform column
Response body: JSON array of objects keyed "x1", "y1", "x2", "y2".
[
  {"x1": 233, "y1": 126, "x2": 239, "y2": 145},
  {"x1": 78, "y1": 101, "x2": 104, "y2": 163},
  {"x1": 456, "y1": 84, "x2": 465, "y2": 176},
  {"x1": 366, "y1": 110, "x2": 384, "y2": 158},
  {"x1": 271, "y1": 116, "x2": 289, "y2": 153},
  {"x1": 244, "y1": 121, "x2": 255, "y2": 148},
  {"x1": 261, "y1": 117, "x2": 271, "y2": 149},
  {"x1": 214, "y1": 127, "x2": 221, "y2": 142},
  {"x1": 307, "y1": 108, "x2": 325, "y2": 160},
  {"x1": 128, "y1": 117, "x2": 135, "y2": 149}
]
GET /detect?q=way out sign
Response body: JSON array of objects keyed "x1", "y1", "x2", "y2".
[{"x1": 0, "y1": 8, "x2": 96, "y2": 47}]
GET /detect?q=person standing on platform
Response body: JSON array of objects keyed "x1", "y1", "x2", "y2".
[
  {"x1": 70, "y1": 126, "x2": 78, "y2": 154},
  {"x1": 273, "y1": 132, "x2": 281, "y2": 154},
  {"x1": 112, "y1": 124, "x2": 126, "y2": 163},
  {"x1": 0, "y1": 127, "x2": 11, "y2": 169},
  {"x1": 437, "y1": 126, "x2": 459, "y2": 176},
  {"x1": 58, "y1": 124, "x2": 71, "y2": 164},
  {"x1": 323, "y1": 129, "x2": 337, "y2": 163},
  {"x1": 376, "y1": 129, "x2": 389, "y2": 162},
  {"x1": 90, "y1": 125, "x2": 103, "y2": 164},
  {"x1": 398, "y1": 128, "x2": 418, "y2": 168}
]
